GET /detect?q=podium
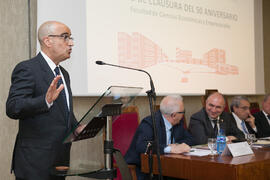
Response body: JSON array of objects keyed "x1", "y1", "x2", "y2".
[{"x1": 52, "y1": 86, "x2": 142, "y2": 179}]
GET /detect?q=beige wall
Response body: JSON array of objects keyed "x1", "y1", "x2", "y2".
[
  {"x1": 0, "y1": 0, "x2": 36, "y2": 179},
  {"x1": 263, "y1": 1, "x2": 270, "y2": 94},
  {"x1": 0, "y1": 0, "x2": 269, "y2": 179}
]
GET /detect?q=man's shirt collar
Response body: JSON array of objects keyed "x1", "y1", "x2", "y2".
[{"x1": 40, "y1": 51, "x2": 58, "y2": 75}]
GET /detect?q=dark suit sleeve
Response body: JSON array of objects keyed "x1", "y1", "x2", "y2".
[
  {"x1": 70, "y1": 113, "x2": 78, "y2": 129},
  {"x1": 225, "y1": 114, "x2": 245, "y2": 140},
  {"x1": 253, "y1": 113, "x2": 263, "y2": 138},
  {"x1": 245, "y1": 122, "x2": 256, "y2": 135},
  {"x1": 253, "y1": 112, "x2": 270, "y2": 138},
  {"x1": 181, "y1": 130, "x2": 193, "y2": 146},
  {"x1": 175, "y1": 120, "x2": 193, "y2": 146},
  {"x1": 6, "y1": 62, "x2": 49, "y2": 119},
  {"x1": 135, "y1": 119, "x2": 167, "y2": 155},
  {"x1": 188, "y1": 114, "x2": 208, "y2": 145}
]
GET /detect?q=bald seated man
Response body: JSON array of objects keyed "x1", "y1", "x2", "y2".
[
  {"x1": 253, "y1": 94, "x2": 270, "y2": 138},
  {"x1": 188, "y1": 92, "x2": 244, "y2": 145},
  {"x1": 6, "y1": 21, "x2": 80, "y2": 180},
  {"x1": 125, "y1": 95, "x2": 192, "y2": 180}
]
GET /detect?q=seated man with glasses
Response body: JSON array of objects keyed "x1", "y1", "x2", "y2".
[
  {"x1": 189, "y1": 92, "x2": 244, "y2": 145},
  {"x1": 125, "y1": 95, "x2": 192, "y2": 180},
  {"x1": 230, "y1": 96, "x2": 257, "y2": 138}
]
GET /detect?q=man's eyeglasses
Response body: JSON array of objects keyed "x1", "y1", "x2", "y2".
[
  {"x1": 48, "y1": 34, "x2": 74, "y2": 42},
  {"x1": 238, "y1": 106, "x2": 250, "y2": 111},
  {"x1": 176, "y1": 111, "x2": 185, "y2": 114},
  {"x1": 171, "y1": 111, "x2": 185, "y2": 116}
]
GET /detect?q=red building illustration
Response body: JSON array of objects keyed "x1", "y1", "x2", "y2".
[
  {"x1": 118, "y1": 32, "x2": 167, "y2": 69},
  {"x1": 118, "y1": 32, "x2": 239, "y2": 75}
]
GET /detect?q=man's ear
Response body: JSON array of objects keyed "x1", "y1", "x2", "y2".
[
  {"x1": 232, "y1": 106, "x2": 236, "y2": 113},
  {"x1": 42, "y1": 36, "x2": 52, "y2": 47}
]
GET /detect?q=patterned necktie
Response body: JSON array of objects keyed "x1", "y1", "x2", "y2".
[
  {"x1": 54, "y1": 67, "x2": 69, "y2": 122},
  {"x1": 241, "y1": 120, "x2": 248, "y2": 134}
]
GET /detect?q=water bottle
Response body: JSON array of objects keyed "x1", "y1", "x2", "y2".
[{"x1": 216, "y1": 128, "x2": 226, "y2": 154}]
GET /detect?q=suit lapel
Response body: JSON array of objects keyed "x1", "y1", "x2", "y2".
[
  {"x1": 59, "y1": 66, "x2": 72, "y2": 127},
  {"x1": 156, "y1": 111, "x2": 167, "y2": 145},
  {"x1": 37, "y1": 53, "x2": 55, "y2": 86},
  {"x1": 59, "y1": 66, "x2": 72, "y2": 110},
  {"x1": 59, "y1": 66, "x2": 72, "y2": 118},
  {"x1": 37, "y1": 53, "x2": 67, "y2": 123},
  {"x1": 173, "y1": 121, "x2": 182, "y2": 142},
  {"x1": 220, "y1": 113, "x2": 227, "y2": 131},
  {"x1": 203, "y1": 109, "x2": 215, "y2": 137},
  {"x1": 260, "y1": 111, "x2": 270, "y2": 130}
]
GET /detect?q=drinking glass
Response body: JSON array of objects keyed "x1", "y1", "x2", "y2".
[
  {"x1": 208, "y1": 138, "x2": 216, "y2": 156},
  {"x1": 247, "y1": 134, "x2": 256, "y2": 146}
]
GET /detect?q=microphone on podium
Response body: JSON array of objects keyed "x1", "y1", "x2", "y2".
[
  {"x1": 96, "y1": 60, "x2": 163, "y2": 178},
  {"x1": 95, "y1": 60, "x2": 156, "y2": 99},
  {"x1": 95, "y1": 61, "x2": 105, "y2": 65}
]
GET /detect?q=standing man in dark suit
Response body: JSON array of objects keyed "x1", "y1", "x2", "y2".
[
  {"x1": 189, "y1": 92, "x2": 244, "y2": 145},
  {"x1": 230, "y1": 96, "x2": 257, "y2": 138},
  {"x1": 125, "y1": 95, "x2": 192, "y2": 180},
  {"x1": 6, "y1": 21, "x2": 78, "y2": 180},
  {"x1": 253, "y1": 94, "x2": 270, "y2": 138}
]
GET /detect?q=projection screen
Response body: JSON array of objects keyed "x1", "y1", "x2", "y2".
[{"x1": 37, "y1": 0, "x2": 264, "y2": 96}]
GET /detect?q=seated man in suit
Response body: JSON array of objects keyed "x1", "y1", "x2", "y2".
[
  {"x1": 125, "y1": 95, "x2": 192, "y2": 180},
  {"x1": 189, "y1": 92, "x2": 244, "y2": 145},
  {"x1": 230, "y1": 96, "x2": 257, "y2": 138},
  {"x1": 253, "y1": 94, "x2": 270, "y2": 138}
]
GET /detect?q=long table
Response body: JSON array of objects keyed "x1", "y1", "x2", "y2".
[{"x1": 141, "y1": 147, "x2": 270, "y2": 180}]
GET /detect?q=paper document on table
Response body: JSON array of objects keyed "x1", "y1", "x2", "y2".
[
  {"x1": 258, "y1": 136, "x2": 270, "y2": 140},
  {"x1": 184, "y1": 148, "x2": 211, "y2": 156},
  {"x1": 255, "y1": 140, "x2": 270, "y2": 145},
  {"x1": 192, "y1": 144, "x2": 209, "y2": 150},
  {"x1": 253, "y1": 139, "x2": 270, "y2": 148},
  {"x1": 252, "y1": 145, "x2": 263, "y2": 148}
]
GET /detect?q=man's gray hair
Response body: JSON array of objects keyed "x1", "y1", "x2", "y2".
[
  {"x1": 160, "y1": 95, "x2": 183, "y2": 115},
  {"x1": 263, "y1": 94, "x2": 270, "y2": 102},
  {"x1": 230, "y1": 96, "x2": 249, "y2": 112}
]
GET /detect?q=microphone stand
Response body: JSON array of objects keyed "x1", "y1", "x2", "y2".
[
  {"x1": 145, "y1": 80, "x2": 163, "y2": 180},
  {"x1": 96, "y1": 61, "x2": 163, "y2": 180}
]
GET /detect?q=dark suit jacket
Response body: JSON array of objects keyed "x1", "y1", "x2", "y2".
[
  {"x1": 253, "y1": 111, "x2": 270, "y2": 138},
  {"x1": 230, "y1": 113, "x2": 256, "y2": 136},
  {"x1": 6, "y1": 53, "x2": 77, "y2": 180},
  {"x1": 188, "y1": 108, "x2": 245, "y2": 145},
  {"x1": 124, "y1": 110, "x2": 192, "y2": 179}
]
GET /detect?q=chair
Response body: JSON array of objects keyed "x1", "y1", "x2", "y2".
[
  {"x1": 201, "y1": 89, "x2": 230, "y2": 112},
  {"x1": 155, "y1": 105, "x2": 187, "y2": 129},
  {"x1": 112, "y1": 105, "x2": 139, "y2": 180},
  {"x1": 250, "y1": 102, "x2": 260, "y2": 114},
  {"x1": 201, "y1": 89, "x2": 219, "y2": 107}
]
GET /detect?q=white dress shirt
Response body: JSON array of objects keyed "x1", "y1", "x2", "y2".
[
  {"x1": 232, "y1": 112, "x2": 256, "y2": 138},
  {"x1": 41, "y1": 51, "x2": 70, "y2": 109},
  {"x1": 162, "y1": 115, "x2": 173, "y2": 153}
]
